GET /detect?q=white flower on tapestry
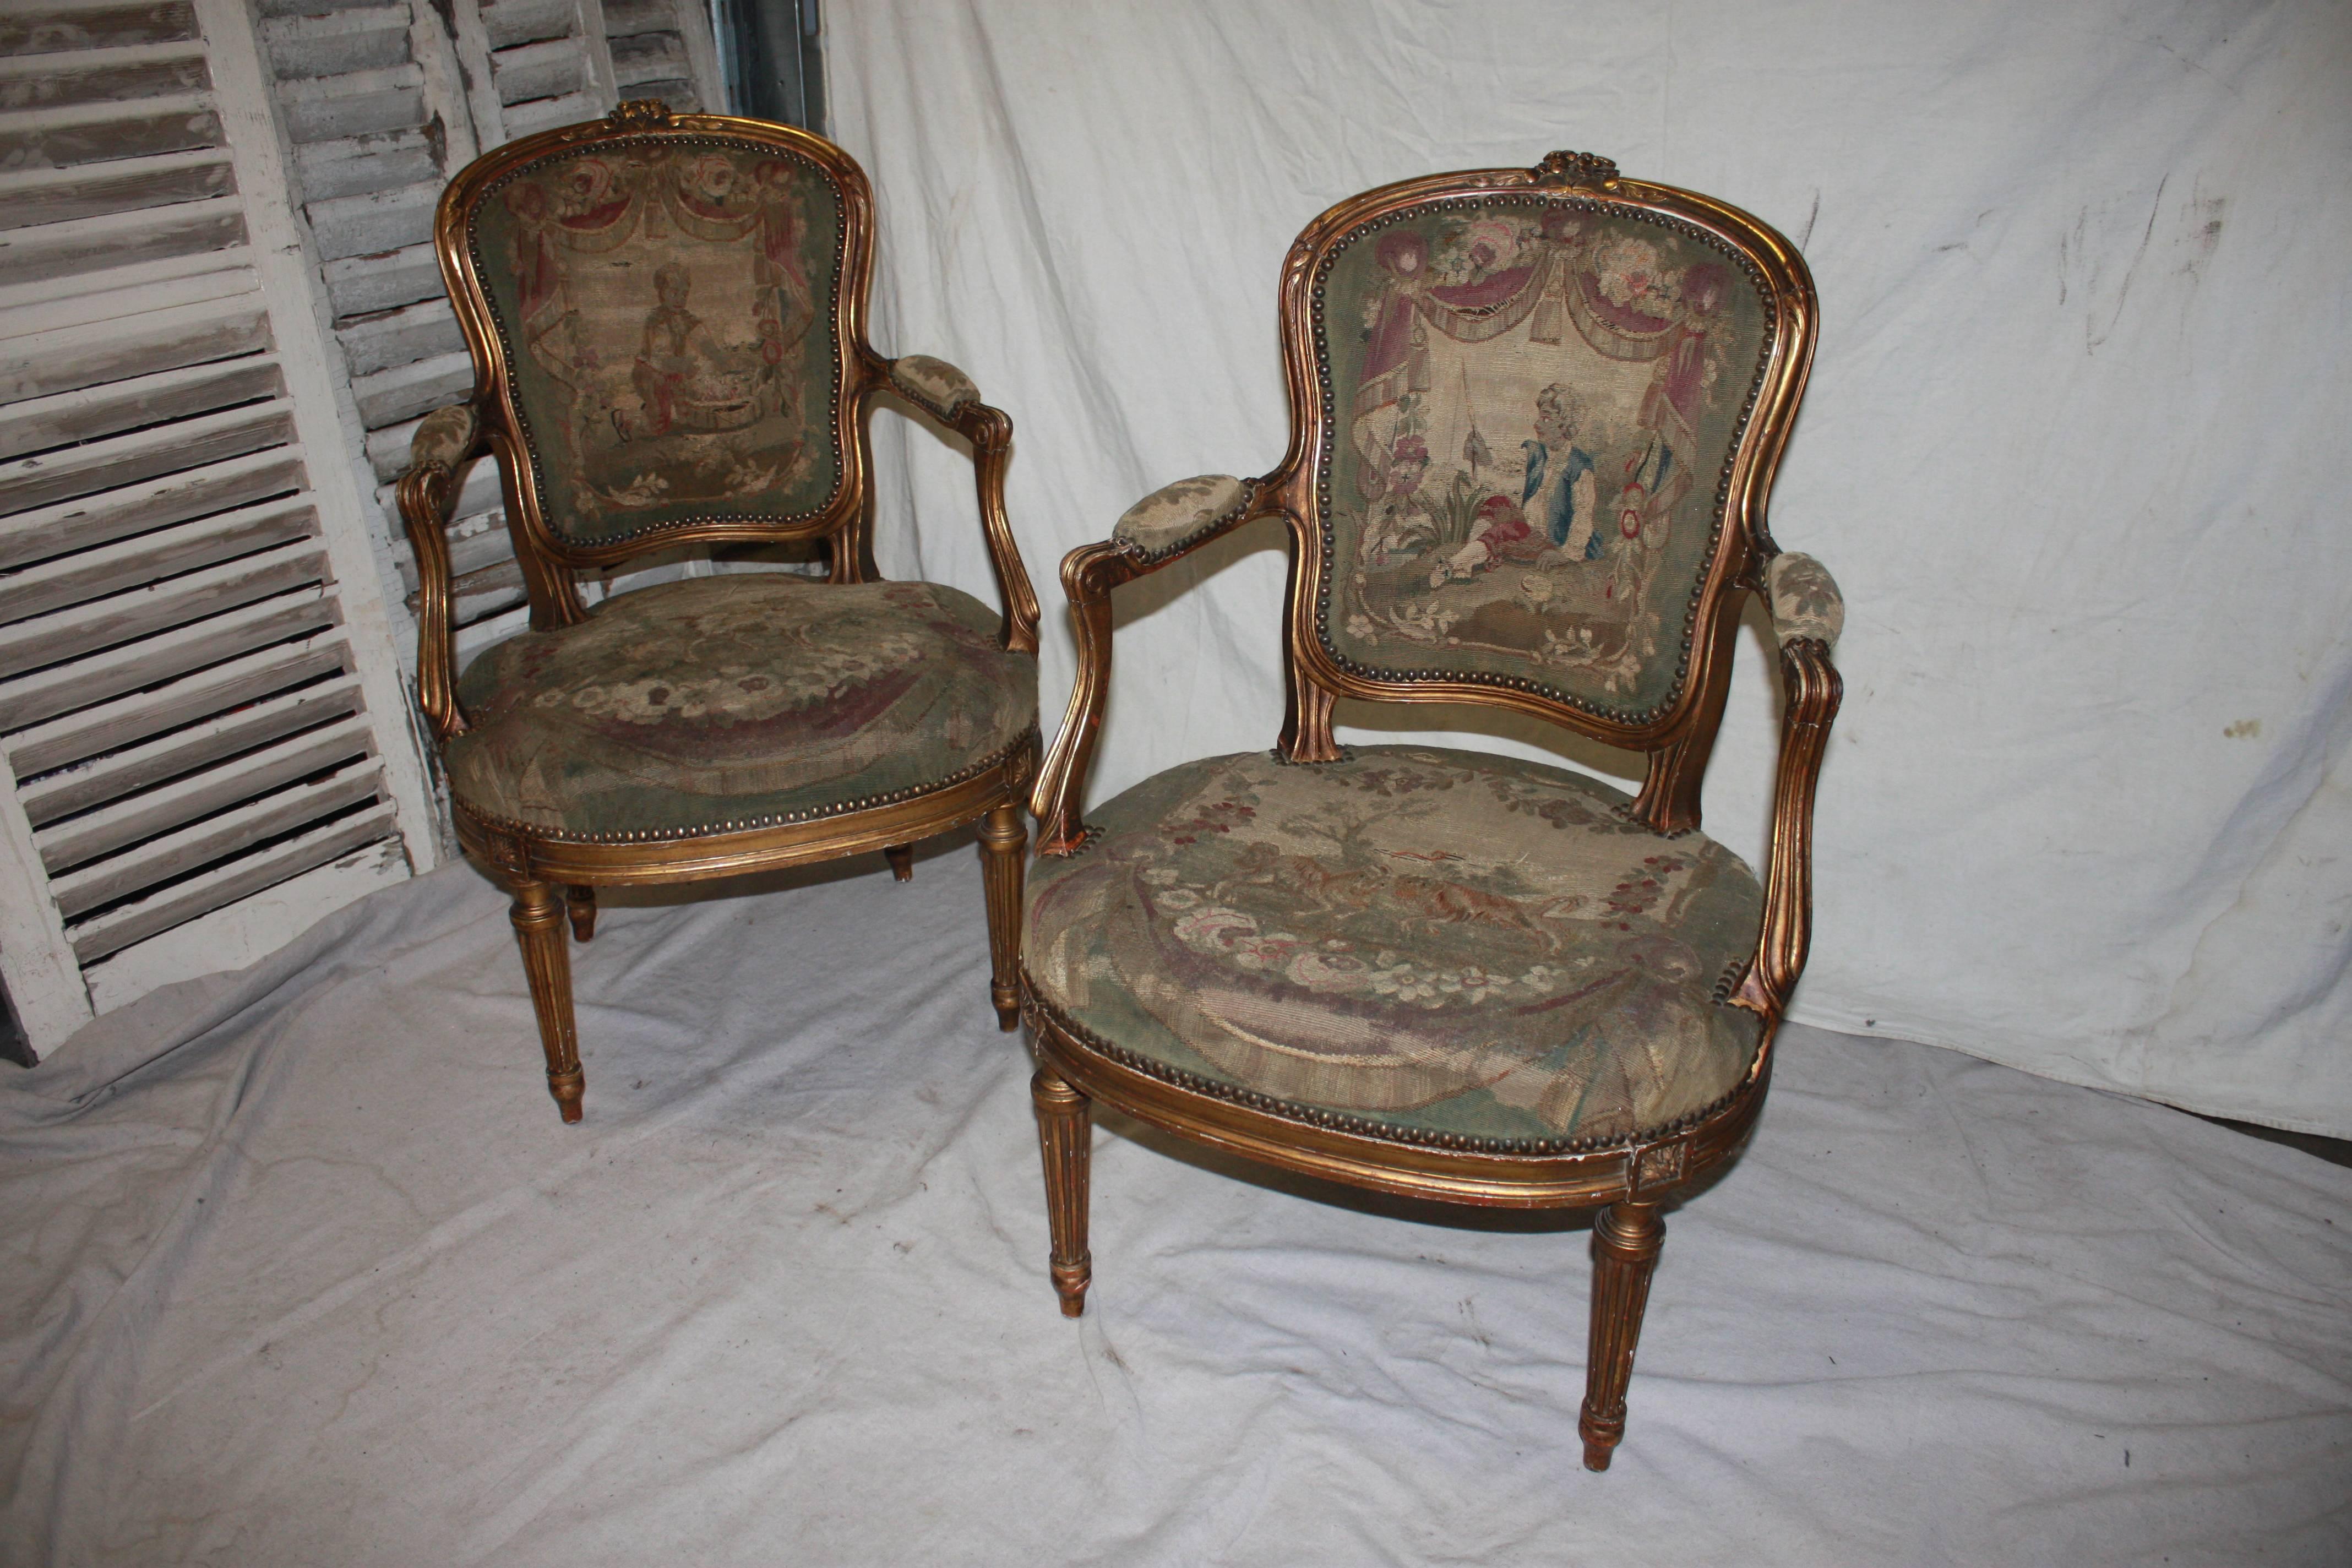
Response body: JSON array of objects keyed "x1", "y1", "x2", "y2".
[
  {"x1": 1591, "y1": 233, "x2": 1676, "y2": 314},
  {"x1": 1152, "y1": 888, "x2": 1202, "y2": 911},
  {"x1": 1141, "y1": 867, "x2": 1182, "y2": 885},
  {"x1": 1370, "y1": 963, "x2": 1442, "y2": 1005}
]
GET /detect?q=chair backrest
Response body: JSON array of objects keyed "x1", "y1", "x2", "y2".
[
  {"x1": 1271, "y1": 152, "x2": 1816, "y2": 827},
  {"x1": 435, "y1": 101, "x2": 880, "y2": 620}
]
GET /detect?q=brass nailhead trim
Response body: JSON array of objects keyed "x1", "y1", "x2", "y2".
[
  {"x1": 1115, "y1": 478, "x2": 1264, "y2": 564},
  {"x1": 1304, "y1": 193, "x2": 1777, "y2": 727},
  {"x1": 456, "y1": 724, "x2": 1038, "y2": 845},
  {"x1": 468, "y1": 134, "x2": 851, "y2": 550},
  {"x1": 1021, "y1": 961, "x2": 1758, "y2": 1159}
]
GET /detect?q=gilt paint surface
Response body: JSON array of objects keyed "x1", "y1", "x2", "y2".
[
  {"x1": 1027, "y1": 748, "x2": 1764, "y2": 1145},
  {"x1": 472, "y1": 140, "x2": 843, "y2": 542},
  {"x1": 1319, "y1": 203, "x2": 1771, "y2": 712},
  {"x1": 447, "y1": 575, "x2": 1034, "y2": 839}
]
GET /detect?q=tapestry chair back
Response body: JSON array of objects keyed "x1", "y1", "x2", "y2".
[
  {"x1": 1282, "y1": 156, "x2": 1814, "y2": 825},
  {"x1": 436, "y1": 112, "x2": 871, "y2": 614}
]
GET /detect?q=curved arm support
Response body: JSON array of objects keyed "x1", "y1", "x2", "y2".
[
  {"x1": 1028, "y1": 486, "x2": 1278, "y2": 856},
  {"x1": 872, "y1": 354, "x2": 1039, "y2": 656},
  {"x1": 1730, "y1": 638, "x2": 1841, "y2": 1019},
  {"x1": 394, "y1": 402, "x2": 487, "y2": 746}
]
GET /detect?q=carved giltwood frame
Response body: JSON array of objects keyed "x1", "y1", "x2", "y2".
[
  {"x1": 397, "y1": 102, "x2": 1042, "y2": 1123},
  {"x1": 1021, "y1": 153, "x2": 1841, "y2": 1469}
]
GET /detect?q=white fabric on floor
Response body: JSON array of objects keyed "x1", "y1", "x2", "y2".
[
  {"x1": 826, "y1": 0, "x2": 2352, "y2": 1135},
  {"x1": 5, "y1": 855, "x2": 2345, "y2": 1565}
]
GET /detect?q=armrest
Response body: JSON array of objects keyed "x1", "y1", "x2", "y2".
[
  {"x1": 1763, "y1": 551, "x2": 1843, "y2": 649},
  {"x1": 1730, "y1": 617, "x2": 1842, "y2": 1021},
  {"x1": 888, "y1": 353, "x2": 981, "y2": 418},
  {"x1": 1028, "y1": 474, "x2": 1267, "y2": 855},
  {"x1": 394, "y1": 403, "x2": 487, "y2": 745},
  {"x1": 876, "y1": 353, "x2": 1040, "y2": 657}
]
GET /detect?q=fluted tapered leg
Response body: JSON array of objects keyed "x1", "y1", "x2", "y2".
[
  {"x1": 1031, "y1": 1067, "x2": 1092, "y2": 1316},
  {"x1": 977, "y1": 801, "x2": 1027, "y2": 1030},
  {"x1": 1580, "y1": 1201, "x2": 1665, "y2": 1470},
  {"x1": 510, "y1": 879, "x2": 584, "y2": 1124},
  {"x1": 884, "y1": 843, "x2": 914, "y2": 882},
  {"x1": 564, "y1": 884, "x2": 597, "y2": 942}
]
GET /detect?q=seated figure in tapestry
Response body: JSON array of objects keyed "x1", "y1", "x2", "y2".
[
  {"x1": 476, "y1": 146, "x2": 841, "y2": 542},
  {"x1": 1326, "y1": 206, "x2": 1758, "y2": 707}
]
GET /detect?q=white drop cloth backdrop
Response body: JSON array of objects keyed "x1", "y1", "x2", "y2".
[
  {"x1": 3, "y1": 857, "x2": 2348, "y2": 1564},
  {"x1": 827, "y1": 1, "x2": 2352, "y2": 1135}
]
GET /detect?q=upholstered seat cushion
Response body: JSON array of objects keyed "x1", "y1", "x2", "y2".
[
  {"x1": 1025, "y1": 747, "x2": 1764, "y2": 1149},
  {"x1": 447, "y1": 575, "x2": 1035, "y2": 841}
]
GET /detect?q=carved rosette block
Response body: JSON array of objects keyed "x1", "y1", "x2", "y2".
[
  {"x1": 607, "y1": 99, "x2": 675, "y2": 133},
  {"x1": 1580, "y1": 1201, "x2": 1665, "y2": 1470},
  {"x1": 1530, "y1": 149, "x2": 1619, "y2": 189},
  {"x1": 510, "y1": 880, "x2": 585, "y2": 1123},
  {"x1": 1031, "y1": 1068, "x2": 1094, "y2": 1316},
  {"x1": 978, "y1": 802, "x2": 1028, "y2": 1030}
]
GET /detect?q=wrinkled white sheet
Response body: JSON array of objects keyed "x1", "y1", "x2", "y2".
[
  {"x1": 827, "y1": 0, "x2": 2352, "y2": 1135},
  {"x1": 4, "y1": 855, "x2": 2346, "y2": 1565}
]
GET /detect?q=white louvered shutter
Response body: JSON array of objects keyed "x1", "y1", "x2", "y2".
[{"x1": 0, "y1": 0, "x2": 439, "y2": 1053}]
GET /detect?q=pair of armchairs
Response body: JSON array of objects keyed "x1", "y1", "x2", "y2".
[{"x1": 402, "y1": 107, "x2": 1842, "y2": 1471}]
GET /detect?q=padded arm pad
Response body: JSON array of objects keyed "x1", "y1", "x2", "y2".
[
  {"x1": 890, "y1": 354, "x2": 981, "y2": 416},
  {"x1": 1765, "y1": 552, "x2": 1844, "y2": 649},
  {"x1": 409, "y1": 402, "x2": 481, "y2": 475},
  {"x1": 1112, "y1": 473, "x2": 1250, "y2": 556}
]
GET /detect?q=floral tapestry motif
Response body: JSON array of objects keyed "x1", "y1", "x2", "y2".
[
  {"x1": 445, "y1": 575, "x2": 1035, "y2": 839},
  {"x1": 1319, "y1": 203, "x2": 1771, "y2": 712},
  {"x1": 1027, "y1": 748, "x2": 1766, "y2": 1146},
  {"x1": 472, "y1": 142, "x2": 844, "y2": 542}
]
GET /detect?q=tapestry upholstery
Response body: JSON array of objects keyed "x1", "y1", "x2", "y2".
[
  {"x1": 1765, "y1": 551, "x2": 1843, "y2": 648},
  {"x1": 411, "y1": 402, "x2": 480, "y2": 472},
  {"x1": 1315, "y1": 200, "x2": 1774, "y2": 717},
  {"x1": 467, "y1": 138, "x2": 845, "y2": 545},
  {"x1": 1113, "y1": 473, "x2": 1249, "y2": 555},
  {"x1": 890, "y1": 353, "x2": 979, "y2": 415},
  {"x1": 446, "y1": 575, "x2": 1035, "y2": 840},
  {"x1": 1026, "y1": 747, "x2": 1765, "y2": 1148}
]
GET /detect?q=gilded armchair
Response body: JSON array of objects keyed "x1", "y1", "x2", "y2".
[
  {"x1": 398, "y1": 102, "x2": 1040, "y2": 1124},
  {"x1": 1021, "y1": 152, "x2": 1841, "y2": 1470}
]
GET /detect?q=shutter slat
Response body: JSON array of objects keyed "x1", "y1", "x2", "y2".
[
  {"x1": 6, "y1": 631, "x2": 347, "y2": 775},
  {"x1": 37, "y1": 709, "x2": 374, "y2": 870},
  {"x1": 0, "y1": 6, "x2": 201, "y2": 61},
  {"x1": 0, "y1": 398, "x2": 292, "y2": 519},
  {"x1": 52, "y1": 755, "x2": 382, "y2": 920},
  {"x1": 0, "y1": 443, "x2": 303, "y2": 570},
  {"x1": 0, "y1": 144, "x2": 236, "y2": 231},
  {"x1": 274, "y1": 62, "x2": 424, "y2": 141},
  {"x1": 69, "y1": 796, "x2": 395, "y2": 960},
  {"x1": 0, "y1": 350, "x2": 281, "y2": 461},
  {"x1": 0, "y1": 191, "x2": 245, "y2": 285},
  {"x1": 351, "y1": 347, "x2": 472, "y2": 428},
  {"x1": 258, "y1": 6, "x2": 411, "y2": 80},
  {"x1": 0, "y1": 92, "x2": 219, "y2": 171},
  {"x1": 0, "y1": 259, "x2": 258, "y2": 342},
  {"x1": 0, "y1": 582, "x2": 335, "y2": 731},
  {"x1": 19, "y1": 671, "x2": 361, "y2": 823},
  {"x1": 0, "y1": 42, "x2": 210, "y2": 113},
  {"x1": 323, "y1": 238, "x2": 440, "y2": 318},
  {"x1": 0, "y1": 537, "x2": 328, "y2": 678},
  {"x1": 292, "y1": 127, "x2": 437, "y2": 204},
  {"x1": 0, "y1": 494, "x2": 317, "y2": 625},
  {"x1": 336, "y1": 295, "x2": 462, "y2": 377}
]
